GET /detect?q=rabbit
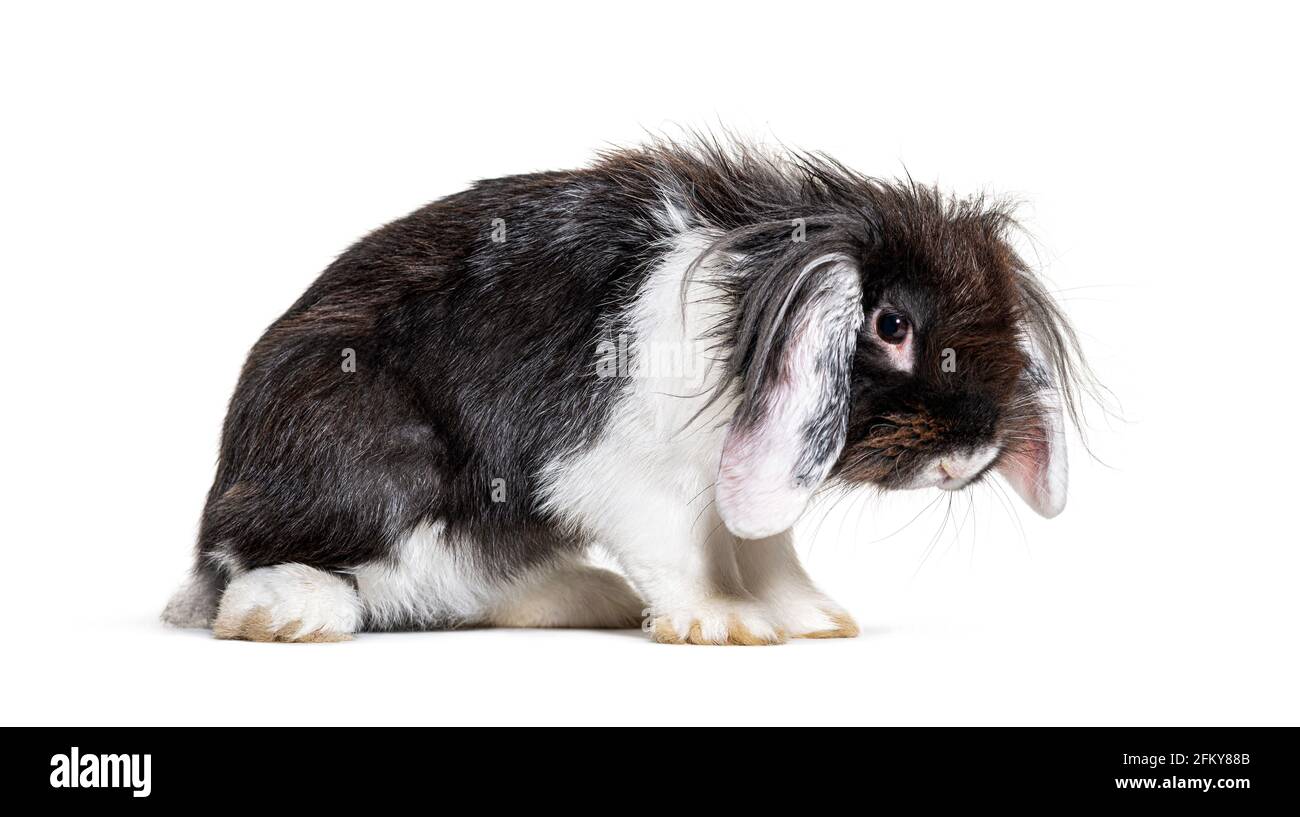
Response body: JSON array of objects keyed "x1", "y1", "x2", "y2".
[{"x1": 162, "y1": 137, "x2": 1086, "y2": 645}]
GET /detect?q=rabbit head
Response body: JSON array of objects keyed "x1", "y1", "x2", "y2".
[{"x1": 706, "y1": 180, "x2": 1084, "y2": 539}]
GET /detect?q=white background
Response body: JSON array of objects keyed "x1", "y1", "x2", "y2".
[{"x1": 2, "y1": 1, "x2": 1296, "y2": 725}]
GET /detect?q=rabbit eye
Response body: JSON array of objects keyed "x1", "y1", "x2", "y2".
[{"x1": 875, "y1": 312, "x2": 910, "y2": 344}]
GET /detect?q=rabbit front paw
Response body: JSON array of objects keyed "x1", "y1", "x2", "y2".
[
  {"x1": 649, "y1": 598, "x2": 786, "y2": 645},
  {"x1": 772, "y1": 596, "x2": 860, "y2": 639}
]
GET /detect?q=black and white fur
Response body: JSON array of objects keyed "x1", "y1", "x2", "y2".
[{"x1": 163, "y1": 138, "x2": 1082, "y2": 644}]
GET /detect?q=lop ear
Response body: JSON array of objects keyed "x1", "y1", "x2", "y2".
[
  {"x1": 997, "y1": 357, "x2": 1068, "y2": 518},
  {"x1": 715, "y1": 255, "x2": 863, "y2": 539}
]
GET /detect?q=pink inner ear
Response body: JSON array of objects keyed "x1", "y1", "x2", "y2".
[
  {"x1": 715, "y1": 423, "x2": 818, "y2": 540},
  {"x1": 996, "y1": 411, "x2": 1068, "y2": 519}
]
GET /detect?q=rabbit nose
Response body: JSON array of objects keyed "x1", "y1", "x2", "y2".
[
  {"x1": 939, "y1": 458, "x2": 974, "y2": 481},
  {"x1": 936, "y1": 446, "x2": 1000, "y2": 487}
]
